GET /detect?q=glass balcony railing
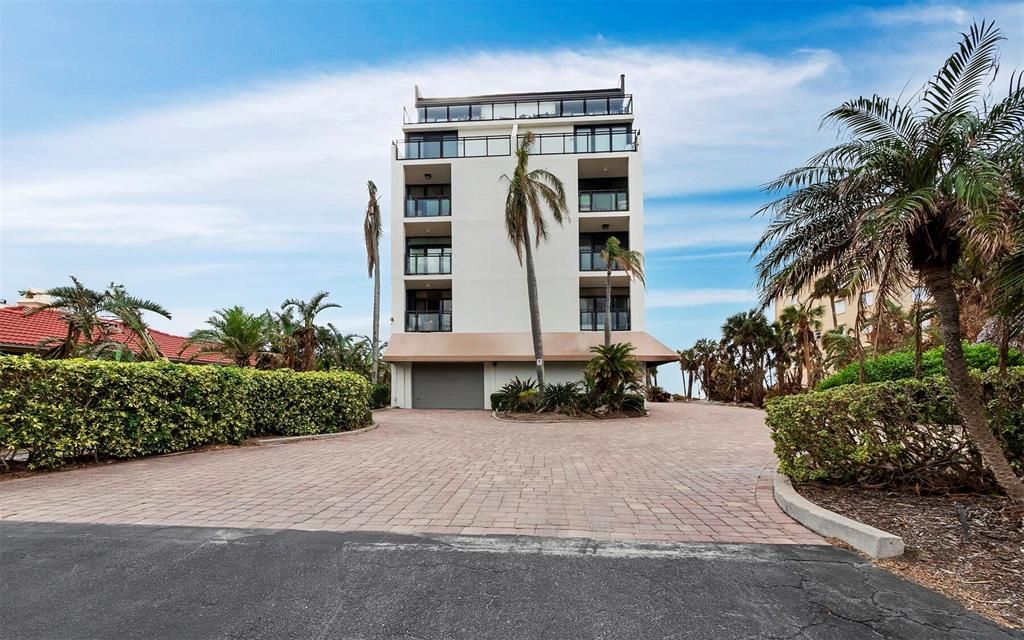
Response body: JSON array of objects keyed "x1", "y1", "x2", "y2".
[
  {"x1": 406, "y1": 250, "x2": 452, "y2": 275},
  {"x1": 580, "y1": 310, "x2": 630, "y2": 332},
  {"x1": 406, "y1": 197, "x2": 451, "y2": 217},
  {"x1": 405, "y1": 95, "x2": 633, "y2": 124},
  {"x1": 524, "y1": 130, "x2": 638, "y2": 155},
  {"x1": 579, "y1": 250, "x2": 626, "y2": 272},
  {"x1": 395, "y1": 135, "x2": 511, "y2": 160},
  {"x1": 406, "y1": 311, "x2": 452, "y2": 332},
  {"x1": 579, "y1": 190, "x2": 628, "y2": 212}
]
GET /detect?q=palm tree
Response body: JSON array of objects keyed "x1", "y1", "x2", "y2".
[
  {"x1": 24, "y1": 278, "x2": 171, "y2": 361},
  {"x1": 811, "y1": 274, "x2": 845, "y2": 330},
  {"x1": 755, "y1": 22, "x2": 1024, "y2": 500},
  {"x1": 102, "y1": 283, "x2": 172, "y2": 361},
  {"x1": 364, "y1": 180, "x2": 383, "y2": 383},
  {"x1": 677, "y1": 348, "x2": 697, "y2": 399},
  {"x1": 599, "y1": 236, "x2": 645, "y2": 346},
  {"x1": 691, "y1": 338, "x2": 719, "y2": 399},
  {"x1": 585, "y1": 342, "x2": 644, "y2": 411},
  {"x1": 281, "y1": 291, "x2": 341, "y2": 372},
  {"x1": 778, "y1": 303, "x2": 824, "y2": 389},
  {"x1": 183, "y1": 306, "x2": 269, "y2": 366},
  {"x1": 501, "y1": 131, "x2": 568, "y2": 388},
  {"x1": 822, "y1": 326, "x2": 857, "y2": 371}
]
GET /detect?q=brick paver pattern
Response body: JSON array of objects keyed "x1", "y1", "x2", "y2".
[{"x1": 0, "y1": 403, "x2": 822, "y2": 544}]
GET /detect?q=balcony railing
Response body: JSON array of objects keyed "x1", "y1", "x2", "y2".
[
  {"x1": 404, "y1": 95, "x2": 632, "y2": 124},
  {"x1": 523, "y1": 130, "x2": 639, "y2": 155},
  {"x1": 406, "y1": 249, "x2": 452, "y2": 275},
  {"x1": 579, "y1": 249, "x2": 626, "y2": 272},
  {"x1": 579, "y1": 189, "x2": 628, "y2": 212},
  {"x1": 395, "y1": 135, "x2": 511, "y2": 160},
  {"x1": 406, "y1": 311, "x2": 452, "y2": 332},
  {"x1": 580, "y1": 310, "x2": 630, "y2": 332},
  {"x1": 406, "y1": 197, "x2": 451, "y2": 217}
]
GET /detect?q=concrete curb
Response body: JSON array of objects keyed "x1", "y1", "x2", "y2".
[
  {"x1": 255, "y1": 422, "x2": 379, "y2": 446},
  {"x1": 773, "y1": 472, "x2": 904, "y2": 559}
]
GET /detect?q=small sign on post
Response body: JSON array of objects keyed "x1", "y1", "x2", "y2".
[{"x1": 536, "y1": 359, "x2": 543, "y2": 367}]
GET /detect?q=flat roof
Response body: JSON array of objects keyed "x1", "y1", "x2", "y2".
[{"x1": 415, "y1": 75, "x2": 626, "y2": 107}]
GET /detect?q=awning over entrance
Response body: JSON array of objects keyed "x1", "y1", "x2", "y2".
[{"x1": 383, "y1": 331, "x2": 678, "y2": 364}]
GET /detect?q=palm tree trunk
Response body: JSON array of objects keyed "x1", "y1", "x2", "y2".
[
  {"x1": 829, "y1": 295, "x2": 838, "y2": 329},
  {"x1": 923, "y1": 266, "x2": 1024, "y2": 502},
  {"x1": 371, "y1": 263, "x2": 381, "y2": 384},
  {"x1": 522, "y1": 229, "x2": 545, "y2": 389},
  {"x1": 686, "y1": 370, "x2": 693, "y2": 399},
  {"x1": 604, "y1": 262, "x2": 613, "y2": 347},
  {"x1": 914, "y1": 302, "x2": 923, "y2": 379}
]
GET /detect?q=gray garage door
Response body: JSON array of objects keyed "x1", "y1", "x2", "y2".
[{"x1": 412, "y1": 363, "x2": 484, "y2": 409}]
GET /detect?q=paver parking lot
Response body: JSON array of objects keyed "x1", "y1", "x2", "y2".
[{"x1": 0, "y1": 403, "x2": 821, "y2": 544}]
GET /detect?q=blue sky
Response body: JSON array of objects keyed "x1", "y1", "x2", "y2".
[{"x1": 2, "y1": 1, "x2": 1022, "y2": 391}]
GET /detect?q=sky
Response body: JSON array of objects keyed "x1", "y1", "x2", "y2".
[{"x1": 1, "y1": 0, "x2": 1022, "y2": 392}]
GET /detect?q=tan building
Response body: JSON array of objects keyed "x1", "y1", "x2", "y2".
[
  {"x1": 773, "y1": 283, "x2": 929, "y2": 342},
  {"x1": 383, "y1": 77, "x2": 677, "y2": 409}
]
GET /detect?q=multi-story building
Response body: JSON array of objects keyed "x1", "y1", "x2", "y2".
[
  {"x1": 383, "y1": 76, "x2": 677, "y2": 409},
  {"x1": 773, "y1": 284, "x2": 929, "y2": 344}
]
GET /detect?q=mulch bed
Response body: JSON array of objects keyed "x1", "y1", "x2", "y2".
[
  {"x1": 494, "y1": 411, "x2": 646, "y2": 423},
  {"x1": 798, "y1": 483, "x2": 1024, "y2": 629}
]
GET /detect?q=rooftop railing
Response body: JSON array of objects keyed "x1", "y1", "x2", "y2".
[
  {"x1": 394, "y1": 135, "x2": 511, "y2": 160},
  {"x1": 523, "y1": 130, "x2": 639, "y2": 155},
  {"x1": 404, "y1": 95, "x2": 632, "y2": 124}
]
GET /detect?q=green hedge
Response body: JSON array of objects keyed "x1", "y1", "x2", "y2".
[
  {"x1": 767, "y1": 367, "x2": 1024, "y2": 490},
  {"x1": 0, "y1": 356, "x2": 372, "y2": 469},
  {"x1": 816, "y1": 342, "x2": 1023, "y2": 391}
]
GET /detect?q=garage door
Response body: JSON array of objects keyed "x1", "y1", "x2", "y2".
[{"x1": 412, "y1": 363, "x2": 484, "y2": 409}]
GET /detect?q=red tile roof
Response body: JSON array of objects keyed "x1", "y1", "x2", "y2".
[{"x1": 0, "y1": 305, "x2": 229, "y2": 364}]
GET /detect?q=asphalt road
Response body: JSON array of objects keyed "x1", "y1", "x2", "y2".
[{"x1": 1, "y1": 522, "x2": 1018, "y2": 640}]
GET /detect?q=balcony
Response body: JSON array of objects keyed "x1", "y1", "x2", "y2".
[
  {"x1": 523, "y1": 130, "x2": 638, "y2": 155},
  {"x1": 406, "y1": 311, "x2": 452, "y2": 332},
  {"x1": 406, "y1": 248, "x2": 452, "y2": 275},
  {"x1": 404, "y1": 95, "x2": 633, "y2": 124},
  {"x1": 580, "y1": 249, "x2": 629, "y2": 272},
  {"x1": 579, "y1": 189, "x2": 628, "y2": 212},
  {"x1": 579, "y1": 294, "x2": 631, "y2": 331},
  {"x1": 395, "y1": 135, "x2": 511, "y2": 160},
  {"x1": 406, "y1": 196, "x2": 451, "y2": 218}
]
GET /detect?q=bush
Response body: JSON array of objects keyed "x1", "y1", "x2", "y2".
[
  {"x1": 541, "y1": 381, "x2": 584, "y2": 414},
  {"x1": 816, "y1": 342, "x2": 1023, "y2": 391},
  {"x1": 766, "y1": 367, "x2": 1024, "y2": 491},
  {"x1": 493, "y1": 377, "x2": 540, "y2": 413},
  {"x1": 0, "y1": 356, "x2": 372, "y2": 469},
  {"x1": 646, "y1": 385, "x2": 671, "y2": 402},
  {"x1": 370, "y1": 383, "x2": 391, "y2": 409}
]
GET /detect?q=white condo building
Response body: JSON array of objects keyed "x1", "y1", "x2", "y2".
[{"x1": 384, "y1": 76, "x2": 677, "y2": 409}]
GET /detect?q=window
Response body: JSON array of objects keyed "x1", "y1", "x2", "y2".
[
  {"x1": 406, "y1": 290, "x2": 452, "y2": 332},
  {"x1": 492, "y1": 103, "x2": 515, "y2": 119},
  {"x1": 405, "y1": 185, "x2": 451, "y2": 217},
  {"x1": 580, "y1": 295, "x2": 630, "y2": 331},
  {"x1": 861, "y1": 291, "x2": 875, "y2": 306},
  {"x1": 579, "y1": 232, "x2": 629, "y2": 271},
  {"x1": 835, "y1": 298, "x2": 847, "y2": 314},
  {"x1": 515, "y1": 102, "x2": 538, "y2": 119},
  {"x1": 405, "y1": 237, "x2": 452, "y2": 275},
  {"x1": 790, "y1": 294, "x2": 799, "y2": 305},
  {"x1": 470, "y1": 104, "x2": 492, "y2": 121},
  {"x1": 913, "y1": 287, "x2": 927, "y2": 302},
  {"x1": 573, "y1": 124, "x2": 633, "y2": 153},
  {"x1": 404, "y1": 131, "x2": 458, "y2": 159},
  {"x1": 448, "y1": 105, "x2": 470, "y2": 122}
]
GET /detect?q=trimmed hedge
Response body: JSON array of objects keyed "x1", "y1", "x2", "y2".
[
  {"x1": 816, "y1": 342, "x2": 1023, "y2": 391},
  {"x1": 767, "y1": 367, "x2": 1024, "y2": 490},
  {"x1": 0, "y1": 356, "x2": 372, "y2": 469}
]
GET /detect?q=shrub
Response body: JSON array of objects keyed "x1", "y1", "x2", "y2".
[
  {"x1": 495, "y1": 377, "x2": 540, "y2": 413},
  {"x1": 646, "y1": 385, "x2": 671, "y2": 402},
  {"x1": 585, "y1": 343, "x2": 644, "y2": 411},
  {"x1": 0, "y1": 356, "x2": 372, "y2": 469},
  {"x1": 370, "y1": 383, "x2": 391, "y2": 409},
  {"x1": 766, "y1": 367, "x2": 1024, "y2": 491},
  {"x1": 816, "y1": 342, "x2": 1023, "y2": 391},
  {"x1": 541, "y1": 381, "x2": 584, "y2": 414}
]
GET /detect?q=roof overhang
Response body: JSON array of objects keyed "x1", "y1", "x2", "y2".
[{"x1": 383, "y1": 331, "x2": 678, "y2": 365}]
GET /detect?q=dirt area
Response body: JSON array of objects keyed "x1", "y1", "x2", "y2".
[
  {"x1": 494, "y1": 411, "x2": 646, "y2": 423},
  {"x1": 798, "y1": 483, "x2": 1024, "y2": 629}
]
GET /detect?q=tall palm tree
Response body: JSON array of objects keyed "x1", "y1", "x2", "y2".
[
  {"x1": 363, "y1": 180, "x2": 383, "y2": 383},
  {"x1": 691, "y1": 338, "x2": 719, "y2": 399},
  {"x1": 183, "y1": 306, "x2": 269, "y2": 366},
  {"x1": 755, "y1": 22, "x2": 1024, "y2": 500},
  {"x1": 501, "y1": 131, "x2": 568, "y2": 388},
  {"x1": 281, "y1": 291, "x2": 341, "y2": 372},
  {"x1": 599, "y1": 236, "x2": 645, "y2": 346},
  {"x1": 677, "y1": 348, "x2": 697, "y2": 399},
  {"x1": 811, "y1": 274, "x2": 844, "y2": 330}
]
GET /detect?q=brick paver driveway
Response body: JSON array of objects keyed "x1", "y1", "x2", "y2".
[{"x1": 0, "y1": 403, "x2": 820, "y2": 544}]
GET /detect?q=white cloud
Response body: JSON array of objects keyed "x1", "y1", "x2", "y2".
[
  {"x1": 647, "y1": 288, "x2": 757, "y2": 308},
  {"x1": 1, "y1": 46, "x2": 842, "y2": 252}
]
